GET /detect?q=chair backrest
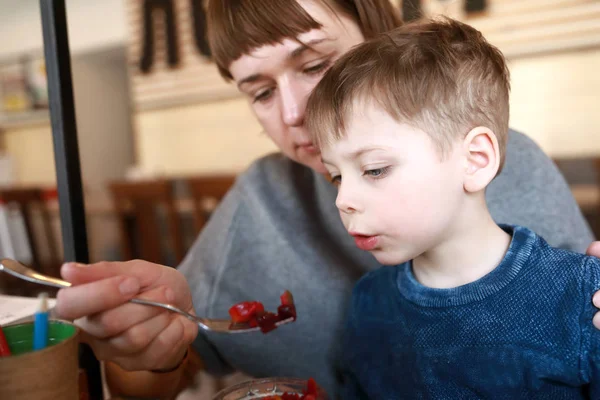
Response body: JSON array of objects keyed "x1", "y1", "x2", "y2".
[
  {"x1": 185, "y1": 175, "x2": 236, "y2": 234},
  {"x1": 0, "y1": 188, "x2": 59, "y2": 273},
  {"x1": 109, "y1": 180, "x2": 184, "y2": 266},
  {"x1": 553, "y1": 157, "x2": 600, "y2": 238},
  {"x1": 0, "y1": 187, "x2": 60, "y2": 296}
]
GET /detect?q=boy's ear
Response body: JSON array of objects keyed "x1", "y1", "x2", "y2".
[{"x1": 462, "y1": 126, "x2": 501, "y2": 193}]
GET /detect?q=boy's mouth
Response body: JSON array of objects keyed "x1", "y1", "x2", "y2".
[{"x1": 349, "y1": 233, "x2": 379, "y2": 251}]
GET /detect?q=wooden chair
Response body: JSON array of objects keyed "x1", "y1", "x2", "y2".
[
  {"x1": 109, "y1": 180, "x2": 184, "y2": 266},
  {"x1": 553, "y1": 157, "x2": 600, "y2": 239},
  {"x1": 184, "y1": 175, "x2": 236, "y2": 234},
  {"x1": 0, "y1": 187, "x2": 60, "y2": 295}
]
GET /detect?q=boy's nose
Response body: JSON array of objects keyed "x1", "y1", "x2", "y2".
[{"x1": 336, "y1": 186, "x2": 360, "y2": 214}]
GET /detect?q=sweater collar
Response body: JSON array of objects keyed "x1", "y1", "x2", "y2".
[{"x1": 397, "y1": 225, "x2": 536, "y2": 307}]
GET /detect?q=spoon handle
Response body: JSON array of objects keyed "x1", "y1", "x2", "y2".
[{"x1": 1, "y1": 258, "x2": 72, "y2": 289}]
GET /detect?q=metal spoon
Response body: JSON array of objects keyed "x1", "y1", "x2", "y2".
[{"x1": 0, "y1": 258, "x2": 294, "y2": 334}]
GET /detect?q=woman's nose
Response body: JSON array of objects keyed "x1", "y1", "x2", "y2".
[{"x1": 280, "y1": 79, "x2": 310, "y2": 127}]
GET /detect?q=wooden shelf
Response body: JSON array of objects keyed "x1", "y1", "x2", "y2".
[
  {"x1": 424, "y1": 0, "x2": 600, "y2": 59},
  {"x1": 0, "y1": 110, "x2": 50, "y2": 130}
]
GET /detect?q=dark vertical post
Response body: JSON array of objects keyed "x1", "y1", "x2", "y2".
[{"x1": 39, "y1": 1, "x2": 103, "y2": 399}]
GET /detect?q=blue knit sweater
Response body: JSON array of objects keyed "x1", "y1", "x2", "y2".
[{"x1": 340, "y1": 225, "x2": 600, "y2": 399}]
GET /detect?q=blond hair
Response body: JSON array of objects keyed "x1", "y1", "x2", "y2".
[{"x1": 306, "y1": 17, "x2": 511, "y2": 169}]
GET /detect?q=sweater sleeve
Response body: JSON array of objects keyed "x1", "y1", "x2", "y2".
[{"x1": 580, "y1": 257, "x2": 600, "y2": 397}]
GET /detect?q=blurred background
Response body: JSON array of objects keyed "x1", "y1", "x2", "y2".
[
  {"x1": 0, "y1": 0, "x2": 599, "y2": 396},
  {"x1": 0, "y1": 0, "x2": 598, "y2": 287}
]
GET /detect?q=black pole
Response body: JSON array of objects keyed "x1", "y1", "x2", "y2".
[{"x1": 39, "y1": 1, "x2": 103, "y2": 399}]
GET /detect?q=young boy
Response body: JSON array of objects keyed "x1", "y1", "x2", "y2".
[{"x1": 305, "y1": 18, "x2": 600, "y2": 399}]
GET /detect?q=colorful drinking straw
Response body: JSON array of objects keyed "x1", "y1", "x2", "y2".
[
  {"x1": 33, "y1": 292, "x2": 49, "y2": 351},
  {"x1": 0, "y1": 325, "x2": 11, "y2": 357}
]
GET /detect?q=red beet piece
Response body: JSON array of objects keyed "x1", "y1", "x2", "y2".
[
  {"x1": 256, "y1": 311, "x2": 279, "y2": 333},
  {"x1": 280, "y1": 290, "x2": 295, "y2": 306},
  {"x1": 228, "y1": 301, "x2": 264, "y2": 323},
  {"x1": 277, "y1": 304, "x2": 297, "y2": 321},
  {"x1": 305, "y1": 378, "x2": 318, "y2": 395}
]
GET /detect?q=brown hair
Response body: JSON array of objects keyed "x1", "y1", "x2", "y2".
[
  {"x1": 306, "y1": 17, "x2": 511, "y2": 170},
  {"x1": 206, "y1": 0, "x2": 402, "y2": 80}
]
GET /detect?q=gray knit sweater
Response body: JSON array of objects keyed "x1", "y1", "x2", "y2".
[{"x1": 177, "y1": 129, "x2": 594, "y2": 396}]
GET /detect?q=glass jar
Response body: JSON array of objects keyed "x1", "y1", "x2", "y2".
[{"x1": 211, "y1": 377, "x2": 329, "y2": 400}]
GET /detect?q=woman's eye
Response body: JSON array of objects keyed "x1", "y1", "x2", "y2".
[
  {"x1": 330, "y1": 175, "x2": 341, "y2": 186},
  {"x1": 253, "y1": 88, "x2": 274, "y2": 103}
]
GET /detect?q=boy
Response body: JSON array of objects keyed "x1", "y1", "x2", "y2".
[{"x1": 305, "y1": 18, "x2": 600, "y2": 398}]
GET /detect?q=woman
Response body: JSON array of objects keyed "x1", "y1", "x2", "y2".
[{"x1": 56, "y1": 0, "x2": 600, "y2": 397}]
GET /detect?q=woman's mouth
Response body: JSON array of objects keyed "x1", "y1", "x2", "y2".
[{"x1": 297, "y1": 143, "x2": 319, "y2": 155}]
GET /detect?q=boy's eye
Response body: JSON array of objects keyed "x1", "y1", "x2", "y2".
[
  {"x1": 364, "y1": 167, "x2": 390, "y2": 179},
  {"x1": 330, "y1": 175, "x2": 341, "y2": 186}
]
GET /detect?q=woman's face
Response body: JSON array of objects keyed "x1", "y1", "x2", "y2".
[{"x1": 228, "y1": 0, "x2": 365, "y2": 174}]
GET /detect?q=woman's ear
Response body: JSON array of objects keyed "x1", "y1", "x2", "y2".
[{"x1": 462, "y1": 126, "x2": 501, "y2": 193}]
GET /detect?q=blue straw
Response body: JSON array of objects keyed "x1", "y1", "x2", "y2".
[{"x1": 33, "y1": 292, "x2": 49, "y2": 351}]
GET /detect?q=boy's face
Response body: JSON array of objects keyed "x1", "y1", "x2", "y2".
[{"x1": 320, "y1": 103, "x2": 467, "y2": 265}]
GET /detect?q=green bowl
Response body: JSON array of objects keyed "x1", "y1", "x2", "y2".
[{"x1": 2, "y1": 320, "x2": 77, "y2": 356}]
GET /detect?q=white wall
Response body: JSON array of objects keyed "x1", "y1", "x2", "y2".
[
  {"x1": 2, "y1": 124, "x2": 56, "y2": 185},
  {"x1": 508, "y1": 48, "x2": 600, "y2": 158},
  {"x1": 71, "y1": 49, "x2": 135, "y2": 196},
  {"x1": 0, "y1": 0, "x2": 127, "y2": 59},
  {"x1": 135, "y1": 97, "x2": 277, "y2": 176}
]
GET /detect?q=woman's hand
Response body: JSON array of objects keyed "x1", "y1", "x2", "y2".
[{"x1": 55, "y1": 260, "x2": 199, "y2": 371}]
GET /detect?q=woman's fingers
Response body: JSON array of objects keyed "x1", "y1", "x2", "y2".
[
  {"x1": 90, "y1": 315, "x2": 196, "y2": 371},
  {"x1": 75, "y1": 286, "x2": 173, "y2": 339},
  {"x1": 585, "y1": 241, "x2": 600, "y2": 258},
  {"x1": 79, "y1": 311, "x2": 173, "y2": 358},
  {"x1": 56, "y1": 275, "x2": 140, "y2": 320},
  {"x1": 61, "y1": 260, "x2": 164, "y2": 286}
]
